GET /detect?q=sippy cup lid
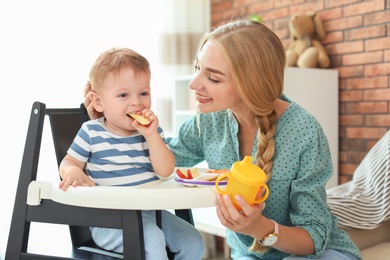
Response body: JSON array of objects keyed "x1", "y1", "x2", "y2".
[{"x1": 230, "y1": 156, "x2": 266, "y2": 186}]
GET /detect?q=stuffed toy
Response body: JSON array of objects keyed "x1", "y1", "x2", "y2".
[{"x1": 285, "y1": 12, "x2": 330, "y2": 68}]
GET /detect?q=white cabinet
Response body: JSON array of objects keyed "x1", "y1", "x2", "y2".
[
  {"x1": 283, "y1": 68, "x2": 339, "y2": 189},
  {"x1": 172, "y1": 68, "x2": 339, "y2": 188},
  {"x1": 172, "y1": 75, "x2": 197, "y2": 135}
]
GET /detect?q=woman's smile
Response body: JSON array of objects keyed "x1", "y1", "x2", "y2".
[{"x1": 196, "y1": 93, "x2": 213, "y2": 104}]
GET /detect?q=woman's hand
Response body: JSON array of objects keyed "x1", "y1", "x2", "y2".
[
  {"x1": 217, "y1": 193, "x2": 316, "y2": 255},
  {"x1": 83, "y1": 81, "x2": 103, "y2": 119},
  {"x1": 216, "y1": 193, "x2": 267, "y2": 239}
]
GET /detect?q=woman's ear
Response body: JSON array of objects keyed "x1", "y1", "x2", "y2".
[{"x1": 89, "y1": 91, "x2": 104, "y2": 113}]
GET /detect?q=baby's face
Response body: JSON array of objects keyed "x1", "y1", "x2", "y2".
[{"x1": 97, "y1": 68, "x2": 151, "y2": 136}]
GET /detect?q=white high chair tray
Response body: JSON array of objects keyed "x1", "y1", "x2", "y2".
[{"x1": 27, "y1": 176, "x2": 217, "y2": 210}]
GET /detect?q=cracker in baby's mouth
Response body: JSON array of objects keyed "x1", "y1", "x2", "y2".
[{"x1": 128, "y1": 113, "x2": 150, "y2": 125}]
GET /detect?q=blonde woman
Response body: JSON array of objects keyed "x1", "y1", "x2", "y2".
[{"x1": 167, "y1": 20, "x2": 361, "y2": 260}]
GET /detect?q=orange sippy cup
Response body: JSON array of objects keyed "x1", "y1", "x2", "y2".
[{"x1": 215, "y1": 156, "x2": 269, "y2": 210}]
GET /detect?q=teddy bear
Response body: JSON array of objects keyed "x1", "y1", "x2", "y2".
[{"x1": 285, "y1": 12, "x2": 330, "y2": 68}]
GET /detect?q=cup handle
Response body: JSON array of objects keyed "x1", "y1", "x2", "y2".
[
  {"x1": 253, "y1": 184, "x2": 269, "y2": 204},
  {"x1": 215, "y1": 172, "x2": 230, "y2": 195}
]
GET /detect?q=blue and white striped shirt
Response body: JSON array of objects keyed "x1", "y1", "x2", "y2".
[{"x1": 68, "y1": 117, "x2": 163, "y2": 186}]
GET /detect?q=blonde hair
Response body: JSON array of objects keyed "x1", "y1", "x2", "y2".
[
  {"x1": 89, "y1": 47, "x2": 150, "y2": 91},
  {"x1": 198, "y1": 20, "x2": 286, "y2": 253}
]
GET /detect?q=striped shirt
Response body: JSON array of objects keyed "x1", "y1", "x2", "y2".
[{"x1": 68, "y1": 117, "x2": 162, "y2": 186}]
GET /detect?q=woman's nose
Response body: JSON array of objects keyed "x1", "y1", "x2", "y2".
[{"x1": 189, "y1": 75, "x2": 201, "y2": 91}]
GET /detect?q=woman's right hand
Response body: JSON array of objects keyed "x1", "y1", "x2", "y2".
[
  {"x1": 216, "y1": 193, "x2": 267, "y2": 238},
  {"x1": 83, "y1": 81, "x2": 103, "y2": 119}
]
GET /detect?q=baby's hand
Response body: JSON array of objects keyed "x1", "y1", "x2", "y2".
[
  {"x1": 59, "y1": 178, "x2": 96, "y2": 191},
  {"x1": 131, "y1": 109, "x2": 159, "y2": 137},
  {"x1": 128, "y1": 113, "x2": 150, "y2": 125}
]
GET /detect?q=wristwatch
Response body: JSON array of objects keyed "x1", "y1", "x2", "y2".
[{"x1": 258, "y1": 220, "x2": 279, "y2": 246}]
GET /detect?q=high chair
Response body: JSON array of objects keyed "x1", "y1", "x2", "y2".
[{"x1": 6, "y1": 101, "x2": 194, "y2": 260}]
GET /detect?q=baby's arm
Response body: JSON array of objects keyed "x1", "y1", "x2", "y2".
[
  {"x1": 133, "y1": 109, "x2": 175, "y2": 177},
  {"x1": 59, "y1": 154, "x2": 96, "y2": 191},
  {"x1": 146, "y1": 134, "x2": 175, "y2": 178}
]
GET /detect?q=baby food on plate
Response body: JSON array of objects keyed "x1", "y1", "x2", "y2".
[
  {"x1": 206, "y1": 169, "x2": 230, "y2": 174},
  {"x1": 175, "y1": 167, "x2": 229, "y2": 187},
  {"x1": 176, "y1": 168, "x2": 200, "y2": 179}
]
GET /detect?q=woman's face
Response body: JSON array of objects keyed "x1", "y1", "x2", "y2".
[{"x1": 189, "y1": 41, "x2": 243, "y2": 114}]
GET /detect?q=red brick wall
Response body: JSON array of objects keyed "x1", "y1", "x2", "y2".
[{"x1": 210, "y1": 0, "x2": 390, "y2": 184}]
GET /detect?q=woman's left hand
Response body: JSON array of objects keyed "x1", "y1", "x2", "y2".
[
  {"x1": 83, "y1": 81, "x2": 103, "y2": 120},
  {"x1": 216, "y1": 193, "x2": 266, "y2": 237}
]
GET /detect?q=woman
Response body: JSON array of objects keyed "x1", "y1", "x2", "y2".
[{"x1": 83, "y1": 20, "x2": 361, "y2": 259}]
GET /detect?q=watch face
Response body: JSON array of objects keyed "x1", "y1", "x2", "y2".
[{"x1": 262, "y1": 235, "x2": 278, "y2": 246}]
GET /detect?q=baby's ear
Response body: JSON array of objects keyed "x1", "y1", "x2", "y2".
[{"x1": 89, "y1": 91, "x2": 104, "y2": 112}]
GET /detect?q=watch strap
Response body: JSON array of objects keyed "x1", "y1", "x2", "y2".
[
  {"x1": 271, "y1": 220, "x2": 279, "y2": 235},
  {"x1": 258, "y1": 220, "x2": 279, "y2": 246}
]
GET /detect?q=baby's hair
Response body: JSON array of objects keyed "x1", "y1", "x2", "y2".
[{"x1": 89, "y1": 47, "x2": 150, "y2": 91}]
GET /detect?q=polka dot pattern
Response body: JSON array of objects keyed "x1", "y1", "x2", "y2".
[{"x1": 167, "y1": 95, "x2": 361, "y2": 259}]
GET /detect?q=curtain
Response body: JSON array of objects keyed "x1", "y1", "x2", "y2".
[
  {"x1": 153, "y1": 0, "x2": 210, "y2": 133},
  {"x1": 158, "y1": 0, "x2": 210, "y2": 69}
]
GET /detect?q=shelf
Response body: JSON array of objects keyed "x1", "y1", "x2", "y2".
[{"x1": 172, "y1": 75, "x2": 196, "y2": 134}]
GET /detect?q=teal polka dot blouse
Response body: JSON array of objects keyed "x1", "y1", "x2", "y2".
[{"x1": 167, "y1": 95, "x2": 361, "y2": 259}]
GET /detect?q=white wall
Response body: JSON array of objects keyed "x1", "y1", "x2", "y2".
[{"x1": 0, "y1": 1, "x2": 164, "y2": 257}]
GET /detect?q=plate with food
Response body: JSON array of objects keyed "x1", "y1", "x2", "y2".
[{"x1": 174, "y1": 167, "x2": 229, "y2": 187}]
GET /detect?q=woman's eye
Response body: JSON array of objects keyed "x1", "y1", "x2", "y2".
[{"x1": 207, "y1": 75, "x2": 219, "y2": 83}]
